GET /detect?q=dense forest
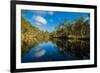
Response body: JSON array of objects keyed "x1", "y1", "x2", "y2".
[
  {"x1": 21, "y1": 17, "x2": 49, "y2": 54},
  {"x1": 50, "y1": 16, "x2": 90, "y2": 39}
]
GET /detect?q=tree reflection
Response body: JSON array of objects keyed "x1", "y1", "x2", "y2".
[
  {"x1": 22, "y1": 38, "x2": 90, "y2": 62},
  {"x1": 51, "y1": 38, "x2": 90, "y2": 60}
]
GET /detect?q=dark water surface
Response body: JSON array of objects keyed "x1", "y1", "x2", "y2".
[{"x1": 22, "y1": 39, "x2": 90, "y2": 63}]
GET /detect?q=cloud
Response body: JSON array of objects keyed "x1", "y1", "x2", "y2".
[
  {"x1": 34, "y1": 16, "x2": 47, "y2": 25},
  {"x1": 48, "y1": 11, "x2": 54, "y2": 15},
  {"x1": 84, "y1": 17, "x2": 89, "y2": 21},
  {"x1": 34, "y1": 10, "x2": 54, "y2": 16},
  {"x1": 34, "y1": 11, "x2": 46, "y2": 15}
]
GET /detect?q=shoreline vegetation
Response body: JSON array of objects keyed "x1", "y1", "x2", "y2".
[{"x1": 21, "y1": 16, "x2": 90, "y2": 54}]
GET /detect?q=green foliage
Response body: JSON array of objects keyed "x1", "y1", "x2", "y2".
[
  {"x1": 51, "y1": 16, "x2": 90, "y2": 38},
  {"x1": 21, "y1": 16, "x2": 50, "y2": 54}
]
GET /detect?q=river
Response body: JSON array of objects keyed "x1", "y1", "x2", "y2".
[{"x1": 22, "y1": 39, "x2": 90, "y2": 63}]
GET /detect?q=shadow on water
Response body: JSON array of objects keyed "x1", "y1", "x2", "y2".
[{"x1": 21, "y1": 38, "x2": 90, "y2": 63}]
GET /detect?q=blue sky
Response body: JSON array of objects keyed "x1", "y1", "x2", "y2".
[{"x1": 21, "y1": 10, "x2": 89, "y2": 32}]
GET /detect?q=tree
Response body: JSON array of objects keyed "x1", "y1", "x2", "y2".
[{"x1": 71, "y1": 16, "x2": 84, "y2": 36}]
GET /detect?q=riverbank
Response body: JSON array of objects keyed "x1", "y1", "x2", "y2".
[{"x1": 67, "y1": 35, "x2": 90, "y2": 40}]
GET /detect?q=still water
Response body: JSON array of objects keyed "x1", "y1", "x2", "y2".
[{"x1": 22, "y1": 39, "x2": 90, "y2": 63}]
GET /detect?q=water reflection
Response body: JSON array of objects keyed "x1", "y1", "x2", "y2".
[
  {"x1": 33, "y1": 47, "x2": 46, "y2": 58},
  {"x1": 51, "y1": 39, "x2": 90, "y2": 60},
  {"x1": 21, "y1": 38, "x2": 90, "y2": 63}
]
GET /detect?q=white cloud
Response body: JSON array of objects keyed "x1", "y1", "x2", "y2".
[
  {"x1": 34, "y1": 11, "x2": 46, "y2": 15},
  {"x1": 48, "y1": 11, "x2": 54, "y2": 15},
  {"x1": 84, "y1": 17, "x2": 89, "y2": 21},
  {"x1": 34, "y1": 16, "x2": 47, "y2": 25},
  {"x1": 35, "y1": 22, "x2": 42, "y2": 25},
  {"x1": 34, "y1": 10, "x2": 54, "y2": 16}
]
